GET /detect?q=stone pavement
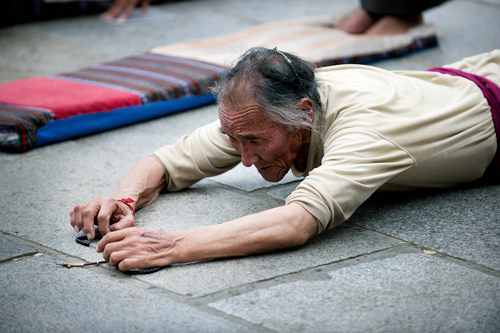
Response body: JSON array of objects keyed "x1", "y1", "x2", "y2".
[{"x1": 1, "y1": 0, "x2": 499, "y2": 331}]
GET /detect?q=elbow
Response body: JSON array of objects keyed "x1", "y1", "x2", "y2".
[
  {"x1": 286, "y1": 204, "x2": 318, "y2": 247},
  {"x1": 294, "y1": 224, "x2": 316, "y2": 246}
]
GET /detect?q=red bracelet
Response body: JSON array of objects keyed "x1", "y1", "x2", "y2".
[{"x1": 118, "y1": 198, "x2": 136, "y2": 216}]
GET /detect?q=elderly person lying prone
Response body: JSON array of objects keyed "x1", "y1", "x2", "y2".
[{"x1": 70, "y1": 47, "x2": 500, "y2": 271}]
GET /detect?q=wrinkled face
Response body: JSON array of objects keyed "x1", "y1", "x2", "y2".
[{"x1": 219, "y1": 98, "x2": 310, "y2": 182}]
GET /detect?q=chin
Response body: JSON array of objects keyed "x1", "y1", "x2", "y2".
[
  {"x1": 261, "y1": 175, "x2": 281, "y2": 182},
  {"x1": 259, "y1": 169, "x2": 287, "y2": 183}
]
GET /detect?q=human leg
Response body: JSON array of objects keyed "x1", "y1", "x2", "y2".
[
  {"x1": 336, "y1": 0, "x2": 447, "y2": 35},
  {"x1": 334, "y1": 7, "x2": 380, "y2": 34}
]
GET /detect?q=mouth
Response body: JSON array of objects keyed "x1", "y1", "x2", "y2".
[{"x1": 256, "y1": 166, "x2": 272, "y2": 174}]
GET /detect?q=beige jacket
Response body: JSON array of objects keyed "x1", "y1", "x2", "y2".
[{"x1": 154, "y1": 50, "x2": 500, "y2": 233}]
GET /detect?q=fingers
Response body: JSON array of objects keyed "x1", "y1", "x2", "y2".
[
  {"x1": 108, "y1": 215, "x2": 135, "y2": 232},
  {"x1": 140, "y1": 0, "x2": 150, "y2": 18},
  {"x1": 70, "y1": 202, "x2": 89, "y2": 233},
  {"x1": 117, "y1": 257, "x2": 149, "y2": 271},
  {"x1": 118, "y1": 2, "x2": 136, "y2": 22},
  {"x1": 102, "y1": 0, "x2": 140, "y2": 23},
  {"x1": 96, "y1": 199, "x2": 129, "y2": 236},
  {"x1": 97, "y1": 228, "x2": 175, "y2": 270},
  {"x1": 96, "y1": 227, "x2": 130, "y2": 253},
  {"x1": 71, "y1": 196, "x2": 133, "y2": 240},
  {"x1": 81, "y1": 198, "x2": 104, "y2": 240}
]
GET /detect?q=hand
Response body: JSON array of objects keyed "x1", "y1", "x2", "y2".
[
  {"x1": 102, "y1": 0, "x2": 150, "y2": 23},
  {"x1": 70, "y1": 196, "x2": 136, "y2": 240},
  {"x1": 97, "y1": 228, "x2": 176, "y2": 271}
]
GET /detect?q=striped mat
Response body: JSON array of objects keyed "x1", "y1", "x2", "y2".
[
  {"x1": 0, "y1": 102, "x2": 55, "y2": 152},
  {"x1": 55, "y1": 53, "x2": 227, "y2": 105},
  {"x1": 0, "y1": 54, "x2": 227, "y2": 152}
]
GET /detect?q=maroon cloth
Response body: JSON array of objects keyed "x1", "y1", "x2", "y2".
[{"x1": 428, "y1": 67, "x2": 500, "y2": 172}]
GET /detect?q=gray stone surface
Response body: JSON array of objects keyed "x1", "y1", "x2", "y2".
[
  {"x1": 136, "y1": 224, "x2": 400, "y2": 296},
  {"x1": 0, "y1": 255, "x2": 253, "y2": 333},
  {"x1": 210, "y1": 253, "x2": 500, "y2": 332},
  {"x1": 0, "y1": 2, "x2": 253, "y2": 84},
  {"x1": 350, "y1": 184, "x2": 500, "y2": 270},
  {"x1": 0, "y1": 237, "x2": 35, "y2": 261},
  {"x1": 211, "y1": 164, "x2": 302, "y2": 191},
  {"x1": 266, "y1": 182, "x2": 301, "y2": 201},
  {"x1": 0, "y1": 144, "x2": 137, "y2": 262},
  {"x1": 1, "y1": 0, "x2": 500, "y2": 331},
  {"x1": 76, "y1": 103, "x2": 220, "y2": 158},
  {"x1": 136, "y1": 180, "x2": 280, "y2": 231}
]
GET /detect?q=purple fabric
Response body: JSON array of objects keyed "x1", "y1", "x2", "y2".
[{"x1": 428, "y1": 67, "x2": 500, "y2": 172}]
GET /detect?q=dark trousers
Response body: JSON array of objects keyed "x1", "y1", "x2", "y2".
[{"x1": 361, "y1": 0, "x2": 448, "y2": 16}]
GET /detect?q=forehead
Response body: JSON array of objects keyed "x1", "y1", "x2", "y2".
[{"x1": 218, "y1": 88, "x2": 269, "y2": 126}]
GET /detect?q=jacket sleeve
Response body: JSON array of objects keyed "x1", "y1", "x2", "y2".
[
  {"x1": 286, "y1": 129, "x2": 415, "y2": 234},
  {"x1": 153, "y1": 120, "x2": 241, "y2": 191}
]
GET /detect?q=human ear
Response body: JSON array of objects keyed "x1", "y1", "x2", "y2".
[{"x1": 297, "y1": 98, "x2": 314, "y2": 125}]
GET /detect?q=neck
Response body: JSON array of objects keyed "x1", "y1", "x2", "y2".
[{"x1": 294, "y1": 129, "x2": 311, "y2": 165}]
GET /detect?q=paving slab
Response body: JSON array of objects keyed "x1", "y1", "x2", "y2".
[
  {"x1": 0, "y1": 2, "x2": 256, "y2": 84},
  {"x1": 0, "y1": 27, "x2": 106, "y2": 84},
  {"x1": 0, "y1": 237, "x2": 36, "y2": 261},
  {"x1": 0, "y1": 144, "x2": 137, "y2": 262},
  {"x1": 134, "y1": 224, "x2": 400, "y2": 297},
  {"x1": 210, "y1": 164, "x2": 302, "y2": 191},
  {"x1": 1, "y1": 0, "x2": 500, "y2": 331},
  {"x1": 266, "y1": 182, "x2": 301, "y2": 201},
  {"x1": 135, "y1": 180, "x2": 279, "y2": 231},
  {"x1": 350, "y1": 184, "x2": 500, "y2": 271},
  {"x1": 75, "y1": 103, "x2": 220, "y2": 158},
  {"x1": 0, "y1": 254, "x2": 253, "y2": 333},
  {"x1": 209, "y1": 252, "x2": 500, "y2": 332}
]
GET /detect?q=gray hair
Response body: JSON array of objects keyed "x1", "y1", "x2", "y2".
[{"x1": 212, "y1": 47, "x2": 323, "y2": 134}]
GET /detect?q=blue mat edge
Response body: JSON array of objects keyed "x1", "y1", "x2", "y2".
[{"x1": 35, "y1": 94, "x2": 216, "y2": 147}]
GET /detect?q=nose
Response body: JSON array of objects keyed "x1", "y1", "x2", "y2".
[{"x1": 240, "y1": 146, "x2": 261, "y2": 167}]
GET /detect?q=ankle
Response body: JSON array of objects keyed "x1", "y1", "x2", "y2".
[{"x1": 366, "y1": 13, "x2": 424, "y2": 35}]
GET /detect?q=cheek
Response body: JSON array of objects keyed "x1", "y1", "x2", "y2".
[
  {"x1": 262, "y1": 136, "x2": 300, "y2": 162},
  {"x1": 258, "y1": 145, "x2": 288, "y2": 162}
]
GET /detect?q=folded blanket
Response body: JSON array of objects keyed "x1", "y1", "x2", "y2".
[
  {"x1": 151, "y1": 14, "x2": 440, "y2": 67},
  {"x1": 0, "y1": 14, "x2": 440, "y2": 153}
]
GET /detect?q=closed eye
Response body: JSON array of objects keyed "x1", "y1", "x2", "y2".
[{"x1": 219, "y1": 127, "x2": 236, "y2": 141}]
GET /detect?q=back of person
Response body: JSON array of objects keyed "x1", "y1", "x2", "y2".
[{"x1": 312, "y1": 53, "x2": 499, "y2": 190}]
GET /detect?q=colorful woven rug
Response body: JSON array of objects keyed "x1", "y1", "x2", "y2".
[
  {"x1": 0, "y1": 54, "x2": 226, "y2": 152},
  {"x1": 0, "y1": 14, "x2": 440, "y2": 153}
]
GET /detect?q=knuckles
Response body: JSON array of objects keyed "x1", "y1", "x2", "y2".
[{"x1": 108, "y1": 252, "x2": 119, "y2": 266}]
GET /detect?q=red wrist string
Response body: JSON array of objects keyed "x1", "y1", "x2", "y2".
[{"x1": 118, "y1": 198, "x2": 135, "y2": 216}]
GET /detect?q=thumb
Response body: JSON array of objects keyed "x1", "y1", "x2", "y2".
[{"x1": 108, "y1": 216, "x2": 135, "y2": 231}]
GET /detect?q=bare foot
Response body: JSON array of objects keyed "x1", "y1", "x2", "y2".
[
  {"x1": 366, "y1": 14, "x2": 423, "y2": 35},
  {"x1": 335, "y1": 8, "x2": 380, "y2": 34}
]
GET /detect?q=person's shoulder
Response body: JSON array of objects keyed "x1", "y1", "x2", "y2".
[
  {"x1": 315, "y1": 64, "x2": 384, "y2": 73},
  {"x1": 315, "y1": 64, "x2": 391, "y2": 82}
]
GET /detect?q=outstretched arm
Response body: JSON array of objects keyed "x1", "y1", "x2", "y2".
[
  {"x1": 96, "y1": 203, "x2": 318, "y2": 271},
  {"x1": 70, "y1": 156, "x2": 166, "y2": 240}
]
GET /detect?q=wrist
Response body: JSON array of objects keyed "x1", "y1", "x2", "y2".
[{"x1": 117, "y1": 198, "x2": 136, "y2": 216}]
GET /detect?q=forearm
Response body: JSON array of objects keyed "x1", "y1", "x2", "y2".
[
  {"x1": 169, "y1": 203, "x2": 318, "y2": 264},
  {"x1": 112, "y1": 156, "x2": 166, "y2": 210}
]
